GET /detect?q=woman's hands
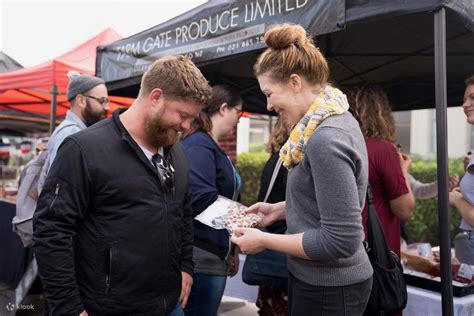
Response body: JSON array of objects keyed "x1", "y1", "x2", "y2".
[
  {"x1": 231, "y1": 228, "x2": 310, "y2": 259},
  {"x1": 230, "y1": 201, "x2": 307, "y2": 258},
  {"x1": 399, "y1": 152, "x2": 412, "y2": 175},
  {"x1": 245, "y1": 201, "x2": 286, "y2": 227},
  {"x1": 449, "y1": 187, "x2": 463, "y2": 205},
  {"x1": 449, "y1": 188, "x2": 474, "y2": 226},
  {"x1": 231, "y1": 228, "x2": 266, "y2": 255},
  {"x1": 448, "y1": 175, "x2": 460, "y2": 189}
]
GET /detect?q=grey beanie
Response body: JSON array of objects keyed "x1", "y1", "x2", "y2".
[{"x1": 67, "y1": 73, "x2": 105, "y2": 101}]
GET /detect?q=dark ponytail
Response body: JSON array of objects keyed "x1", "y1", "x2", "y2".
[{"x1": 183, "y1": 84, "x2": 242, "y2": 137}]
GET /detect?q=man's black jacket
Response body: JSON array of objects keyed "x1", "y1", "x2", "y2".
[{"x1": 33, "y1": 109, "x2": 194, "y2": 315}]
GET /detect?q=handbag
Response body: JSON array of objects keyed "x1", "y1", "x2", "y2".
[
  {"x1": 242, "y1": 158, "x2": 288, "y2": 288},
  {"x1": 364, "y1": 184, "x2": 408, "y2": 314}
]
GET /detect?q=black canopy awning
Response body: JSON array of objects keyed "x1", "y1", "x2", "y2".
[
  {"x1": 97, "y1": 0, "x2": 474, "y2": 114},
  {"x1": 97, "y1": 0, "x2": 345, "y2": 112}
]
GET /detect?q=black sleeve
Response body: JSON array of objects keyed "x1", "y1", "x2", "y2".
[
  {"x1": 180, "y1": 190, "x2": 194, "y2": 276},
  {"x1": 33, "y1": 138, "x2": 91, "y2": 315},
  {"x1": 174, "y1": 143, "x2": 194, "y2": 276}
]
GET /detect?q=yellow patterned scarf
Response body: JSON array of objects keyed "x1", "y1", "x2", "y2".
[{"x1": 280, "y1": 86, "x2": 349, "y2": 170}]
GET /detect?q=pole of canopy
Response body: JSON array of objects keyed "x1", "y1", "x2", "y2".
[
  {"x1": 49, "y1": 85, "x2": 57, "y2": 134},
  {"x1": 434, "y1": 7, "x2": 453, "y2": 316}
]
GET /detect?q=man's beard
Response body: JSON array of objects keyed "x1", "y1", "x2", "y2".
[
  {"x1": 144, "y1": 108, "x2": 182, "y2": 148},
  {"x1": 83, "y1": 99, "x2": 107, "y2": 126}
]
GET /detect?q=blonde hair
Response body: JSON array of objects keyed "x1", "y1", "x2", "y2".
[
  {"x1": 266, "y1": 116, "x2": 291, "y2": 153},
  {"x1": 346, "y1": 85, "x2": 397, "y2": 143},
  {"x1": 254, "y1": 23, "x2": 329, "y2": 85},
  {"x1": 139, "y1": 55, "x2": 211, "y2": 105}
]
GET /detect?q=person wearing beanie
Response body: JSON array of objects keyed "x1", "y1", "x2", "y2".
[{"x1": 42, "y1": 72, "x2": 109, "y2": 174}]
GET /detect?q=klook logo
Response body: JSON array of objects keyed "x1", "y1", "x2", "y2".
[{"x1": 5, "y1": 302, "x2": 34, "y2": 312}]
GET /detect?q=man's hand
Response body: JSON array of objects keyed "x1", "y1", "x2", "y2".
[
  {"x1": 79, "y1": 310, "x2": 88, "y2": 316},
  {"x1": 179, "y1": 272, "x2": 193, "y2": 309},
  {"x1": 245, "y1": 202, "x2": 285, "y2": 227}
]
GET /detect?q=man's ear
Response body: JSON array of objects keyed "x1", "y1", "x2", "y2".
[
  {"x1": 289, "y1": 74, "x2": 302, "y2": 92},
  {"x1": 149, "y1": 88, "x2": 164, "y2": 108},
  {"x1": 73, "y1": 94, "x2": 86, "y2": 110}
]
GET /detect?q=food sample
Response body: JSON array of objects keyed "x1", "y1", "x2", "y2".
[
  {"x1": 224, "y1": 207, "x2": 263, "y2": 233},
  {"x1": 195, "y1": 195, "x2": 262, "y2": 234}
]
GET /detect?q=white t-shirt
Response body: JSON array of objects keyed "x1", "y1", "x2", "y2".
[{"x1": 139, "y1": 146, "x2": 166, "y2": 178}]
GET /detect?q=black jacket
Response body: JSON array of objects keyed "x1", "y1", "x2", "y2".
[{"x1": 33, "y1": 109, "x2": 194, "y2": 316}]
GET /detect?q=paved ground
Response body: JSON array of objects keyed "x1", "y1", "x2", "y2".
[
  {"x1": 218, "y1": 296, "x2": 258, "y2": 316},
  {"x1": 3, "y1": 294, "x2": 258, "y2": 316}
]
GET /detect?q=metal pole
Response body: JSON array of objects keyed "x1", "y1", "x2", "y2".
[
  {"x1": 434, "y1": 8, "x2": 454, "y2": 315},
  {"x1": 49, "y1": 85, "x2": 57, "y2": 134}
]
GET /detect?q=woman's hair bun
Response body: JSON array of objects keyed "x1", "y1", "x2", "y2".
[{"x1": 264, "y1": 23, "x2": 310, "y2": 49}]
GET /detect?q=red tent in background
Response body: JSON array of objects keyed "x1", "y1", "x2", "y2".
[{"x1": 0, "y1": 28, "x2": 134, "y2": 134}]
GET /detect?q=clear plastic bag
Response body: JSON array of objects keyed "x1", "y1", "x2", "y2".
[{"x1": 195, "y1": 195, "x2": 263, "y2": 234}]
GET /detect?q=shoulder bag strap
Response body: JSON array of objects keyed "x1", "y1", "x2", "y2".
[
  {"x1": 263, "y1": 158, "x2": 283, "y2": 203},
  {"x1": 366, "y1": 184, "x2": 392, "y2": 266},
  {"x1": 226, "y1": 156, "x2": 240, "y2": 201}
]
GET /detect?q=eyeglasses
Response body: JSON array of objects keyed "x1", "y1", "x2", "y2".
[
  {"x1": 83, "y1": 94, "x2": 109, "y2": 106},
  {"x1": 152, "y1": 154, "x2": 175, "y2": 193},
  {"x1": 233, "y1": 107, "x2": 244, "y2": 118}
]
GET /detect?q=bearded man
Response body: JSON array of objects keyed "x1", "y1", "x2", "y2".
[
  {"x1": 33, "y1": 56, "x2": 211, "y2": 316},
  {"x1": 43, "y1": 73, "x2": 110, "y2": 174}
]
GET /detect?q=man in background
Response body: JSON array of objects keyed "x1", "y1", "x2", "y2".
[
  {"x1": 13, "y1": 137, "x2": 49, "y2": 246},
  {"x1": 43, "y1": 72, "x2": 109, "y2": 173}
]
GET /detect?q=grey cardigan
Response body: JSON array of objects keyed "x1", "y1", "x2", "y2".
[{"x1": 285, "y1": 112, "x2": 373, "y2": 286}]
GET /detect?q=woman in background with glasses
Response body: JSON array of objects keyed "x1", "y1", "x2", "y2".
[{"x1": 180, "y1": 84, "x2": 243, "y2": 316}]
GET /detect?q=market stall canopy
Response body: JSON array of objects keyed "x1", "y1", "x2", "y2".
[
  {"x1": 0, "y1": 28, "x2": 135, "y2": 133},
  {"x1": 0, "y1": 52, "x2": 30, "y2": 134},
  {"x1": 0, "y1": 52, "x2": 22, "y2": 73},
  {"x1": 96, "y1": 0, "x2": 474, "y2": 115}
]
